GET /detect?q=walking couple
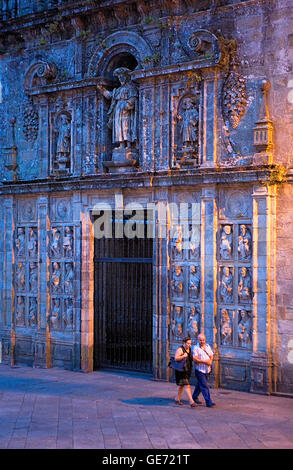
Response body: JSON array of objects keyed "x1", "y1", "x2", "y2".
[{"x1": 174, "y1": 333, "x2": 216, "y2": 408}]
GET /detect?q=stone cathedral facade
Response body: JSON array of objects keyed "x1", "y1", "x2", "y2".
[{"x1": 0, "y1": 0, "x2": 293, "y2": 395}]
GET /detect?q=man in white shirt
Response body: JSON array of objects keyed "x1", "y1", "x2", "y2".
[{"x1": 192, "y1": 333, "x2": 216, "y2": 407}]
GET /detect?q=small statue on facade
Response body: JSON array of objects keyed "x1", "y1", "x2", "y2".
[
  {"x1": 189, "y1": 265, "x2": 200, "y2": 299},
  {"x1": 238, "y1": 309, "x2": 252, "y2": 347},
  {"x1": 51, "y1": 262, "x2": 61, "y2": 293},
  {"x1": 171, "y1": 265, "x2": 184, "y2": 297},
  {"x1": 220, "y1": 308, "x2": 233, "y2": 346},
  {"x1": 187, "y1": 305, "x2": 200, "y2": 338},
  {"x1": 97, "y1": 67, "x2": 138, "y2": 164},
  {"x1": 64, "y1": 262, "x2": 74, "y2": 294},
  {"x1": 63, "y1": 226, "x2": 73, "y2": 258},
  {"x1": 16, "y1": 227, "x2": 25, "y2": 257},
  {"x1": 220, "y1": 225, "x2": 233, "y2": 260},
  {"x1": 28, "y1": 227, "x2": 37, "y2": 257},
  {"x1": 176, "y1": 95, "x2": 199, "y2": 165},
  {"x1": 50, "y1": 228, "x2": 62, "y2": 257},
  {"x1": 16, "y1": 262, "x2": 26, "y2": 291},
  {"x1": 50, "y1": 298, "x2": 61, "y2": 329},
  {"x1": 238, "y1": 267, "x2": 252, "y2": 302},
  {"x1": 238, "y1": 224, "x2": 252, "y2": 260},
  {"x1": 55, "y1": 112, "x2": 71, "y2": 172},
  {"x1": 29, "y1": 262, "x2": 38, "y2": 292},
  {"x1": 220, "y1": 266, "x2": 233, "y2": 303},
  {"x1": 64, "y1": 298, "x2": 73, "y2": 330},
  {"x1": 28, "y1": 297, "x2": 37, "y2": 327},
  {"x1": 171, "y1": 305, "x2": 184, "y2": 339},
  {"x1": 16, "y1": 296, "x2": 25, "y2": 326}
]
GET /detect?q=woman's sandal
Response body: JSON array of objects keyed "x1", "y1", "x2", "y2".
[
  {"x1": 190, "y1": 402, "x2": 198, "y2": 408},
  {"x1": 175, "y1": 400, "x2": 183, "y2": 406}
]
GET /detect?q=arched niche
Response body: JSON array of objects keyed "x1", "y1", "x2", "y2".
[{"x1": 87, "y1": 30, "x2": 153, "y2": 78}]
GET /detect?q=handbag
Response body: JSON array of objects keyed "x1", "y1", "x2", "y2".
[{"x1": 168, "y1": 356, "x2": 186, "y2": 371}]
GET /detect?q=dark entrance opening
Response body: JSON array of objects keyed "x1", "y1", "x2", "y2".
[{"x1": 93, "y1": 210, "x2": 153, "y2": 373}]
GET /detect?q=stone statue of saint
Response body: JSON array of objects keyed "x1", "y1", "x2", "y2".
[
  {"x1": 64, "y1": 298, "x2": 73, "y2": 330},
  {"x1": 238, "y1": 309, "x2": 252, "y2": 347},
  {"x1": 238, "y1": 224, "x2": 251, "y2": 260},
  {"x1": 220, "y1": 225, "x2": 233, "y2": 260},
  {"x1": 189, "y1": 265, "x2": 200, "y2": 299},
  {"x1": 177, "y1": 96, "x2": 199, "y2": 149},
  {"x1": 220, "y1": 266, "x2": 233, "y2": 303},
  {"x1": 238, "y1": 267, "x2": 251, "y2": 302},
  {"x1": 50, "y1": 228, "x2": 61, "y2": 257},
  {"x1": 97, "y1": 67, "x2": 138, "y2": 149},
  {"x1": 56, "y1": 113, "x2": 71, "y2": 164},
  {"x1": 51, "y1": 262, "x2": 61, "y2": 293}
]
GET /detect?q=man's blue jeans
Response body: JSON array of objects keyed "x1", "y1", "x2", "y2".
[{"x1": 192, "y1": 369, "x2": 213, "y2": 405}]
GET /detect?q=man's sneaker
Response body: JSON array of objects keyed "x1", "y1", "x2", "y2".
[{"x1": 206, "y1": 402, "x2": 216, "y2": 407}]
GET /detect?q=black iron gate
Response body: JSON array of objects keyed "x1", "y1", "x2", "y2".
[{"x1": 94, "y1": 210, "x2": 153, "y2": 373}]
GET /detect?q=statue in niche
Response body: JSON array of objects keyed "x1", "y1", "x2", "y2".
[
  {"x1": 238, "y1": 309, "x2": 252, "y2": 347},
  {"x1": 50, "y1": 298, "x2": 61, "y2": 329},
  {"x1": 187, "y1": 305, "x2": 200, "y2": 338},
  {"x1": 63, "y1": 226, "x2": 73, "y2": 257},
  {"x1": 16, "y1": 228, "x2": 25, "y2": 257},
  {"x1": 189, "y1": 265, "x2": 200, "y2": 299},
  {"x1": 54, "y1": 112, "x2": 71, "y2": 172},
  {"x1": 29, "y1": 262, "x2": 38, "y2": 292},
  {"x1": 171, "y1": 265, "x2": 184, "y2": 297},
  {"x1": 97, "y1": 67, "x2": 138, "y2": 162},
  {"x1": 220, "y1": 308, "x2": 233, "y2": 346},
  {"x1": 50, "y1": 228, "x2": 62, "y2": 257},
  {"x1": 238, "y1": 267, "x2": 252, "y2": 302},
  {"x1": 64, "y1": 263, "x2": 74, "y2": 294},
  {"x1": 28, "y1": 297, "x2": 37, "y2": 327},
  {"x1": 28, "y1": 227, "x2": 37, "y2": 257},
  {"x1": 16, "y1": 262, "x2": 26, "y2": 292},
  {"x1": 220, "y1": 225, "x2": 233, "y2": 260},
  {"x1": 171, "y1": 225, "x2": 183, "y2": 260},
  {"x1": 171, "y1": 305, "x2": 184, "y2": 339},
  {"x1": 238, "y1": 224, "x2": 252, "y2": 260},
  {"x1": 51, "y1": 262, "x2": 61, "y2": 293},
  {"x1": 176, "y1": 95, "x2": 199, "y2": 164},
  {"x1": 220, "y1": 266, "x2": 233, "y2": 303},
  {"x1": 64, "y1": 298, "x2": 73, "y2": 330},
  {"x1": 16, "y1": 296, "x2": 25, "y2": 326}
]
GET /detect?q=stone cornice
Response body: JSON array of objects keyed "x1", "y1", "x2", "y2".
[{"x1": 0, "y1": 166, "x2": 282, "y2": 196}]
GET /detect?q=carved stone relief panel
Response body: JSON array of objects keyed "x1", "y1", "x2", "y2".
[
  {"x1": 217, "y1": 191, "x2": 253, "y2": 349},
  {"x1": 48, "y1": 222, "x2": 75, "y2": 332}
]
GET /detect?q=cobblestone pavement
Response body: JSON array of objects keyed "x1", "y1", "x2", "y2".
[{"x1": 0, "y1": 363, "x2": 293, "y2": 450}]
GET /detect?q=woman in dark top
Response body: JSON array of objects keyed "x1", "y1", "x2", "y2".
[{"x1": 174, "y1": 337, "x2": 197, "y2": 408}]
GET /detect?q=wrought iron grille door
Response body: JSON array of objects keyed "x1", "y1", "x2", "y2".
[{"x1": 94, "y1": 210, "x2": 153, "y2": 373}]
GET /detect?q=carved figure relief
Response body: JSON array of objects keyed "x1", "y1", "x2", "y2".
[
  {"x1": 50, "y1": 298, "x2": 61, "y2": 330},
  {"x1": 220, "y1": 225, "x2": 233, "y2": 260},
  {"x1": 29, "y1": 262, "x2": 38, "y2": 292},
  {"x1": 63, "y1": 226, "x2": 73, "y2": 257},
  {"x1": 171, "y1": 305, "x2": 184, "y2": 339},
  {"x1": 16, "y1": 262, "x2": 26, "y2": 291},
  {"x1": 176, "y1": 96, "x2": 199, "y2": 153},
  {"x1": 238, "y1": 225, "x2": 252, "y2": 260},
  {"x1": 171, "y1": 265, "x2": 184, "y2": 297},
  {"x1": 28, "y1": 297, "x2": 37, "y2": 327},
  {"x1": 16, "y1": 227, "x2": 25, "y2": 257},
  {"x1": 238, "y1": 309, "x2": 252, "y2": 347},
  {"x1": 187, "y1": 305, "x2": 200, "y2": 339},
  {"x1": 64, "y1": 298, "x2": 73, "y2": 330},
  {"x1": 97, "y1": 67, "x2": 138, "y2": 150},
  {"x1": 171, "y1": 225, "x2": 183, "y2": 260},
  {"x1": 64, "y1": 263, "x2": 74, "y2": 294},
  {"x1": 28, "y1": 227, "x2": 37, "y2": 257},
  {"x1": 188, "y1": 265, "x2": 200, "y2": 299},
  {"x1": 16, "y1": 296, "x2": 25, "y2": 326},
  {"x1": 238, "y1": 267, "x2": 252, "y2": 302},
  {"x1": 188, "y1": 224, "x2": 200, "y2": 259},
  {"x1": 219, "y1": 266, "x2": 233, "y2": 303},
  {"x1": 51, "y1": 262, "x2": 61, "y2": 293},
  {"x1": 50, "y1": 228, "x2": 62, "y2": 257},
  {"x1": 53, "y1": 112, "x2": 72, "y2": 174},
  {"x1": 220, "y1": 308, "x2": 233, "y2": 346}
]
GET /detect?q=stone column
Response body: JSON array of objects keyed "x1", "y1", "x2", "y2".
[
  {"x1": 153, "y1": 190, "x2": 169, "y2": 380},
  {"x1": 200, "y1": 186, "x2": 219, "y2": 386},
  {"x1": 80, "y1": 196, "x2": 94, "y2": 372},
  {"x1": 250, "y1": 184, "x2": 276, "y2": 394},
  {"x1": 34, "y1": 196, "x2": 50, "y2": 368}
]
